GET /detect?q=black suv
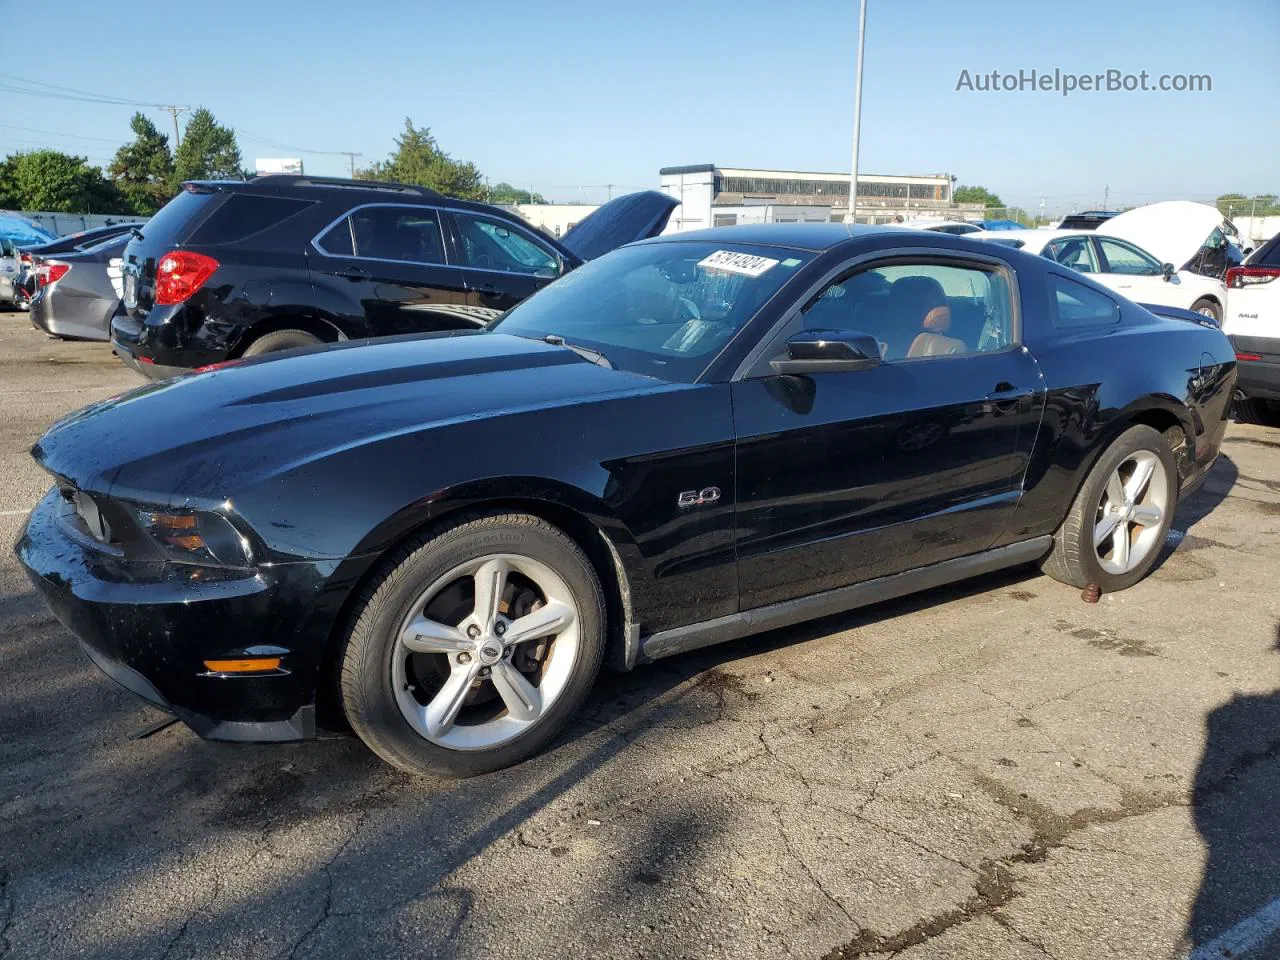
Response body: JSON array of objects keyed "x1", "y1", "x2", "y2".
[{"x1": 112, "y1": 176, "x2": 678, "y2": 377}]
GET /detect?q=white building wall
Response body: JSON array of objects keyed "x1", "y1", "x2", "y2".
[
  {"x1": 511, "y1": 204, "x2": 600, "y2": 238},
  {"x1": 659, "y1": 169, "x2": 715, "y2": 234}
]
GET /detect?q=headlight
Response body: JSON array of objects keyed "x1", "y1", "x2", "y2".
[{"x1": 133, "y1": 508, "x2": 254, "y2": 568}]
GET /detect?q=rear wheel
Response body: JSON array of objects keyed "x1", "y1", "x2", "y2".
[
  {"x1": 1234, "y1": 396, "x2": 1280, "y2": 426},
  {"x1": 1042, "y1": 425, "x2": 1177, "y2": 591},
  {"x1": 338, "y1": 512, "x2": 605, "y2": 777},
  {"x1": 242, "y1": 328, "x2": 322, "y2": 357},
  {"x1": 1190, "y1": 298, "x2": 1221, "y2": 323}
]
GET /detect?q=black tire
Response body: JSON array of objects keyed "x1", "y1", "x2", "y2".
[
  {"x1": 242, "y1": 328, "x2": 322, "y2": 357},
  {"x1": 1041, "y1": 424, "x2": 1178, "y2": 591},
  {"x1": 1190, "y1": 298, "x2": 1222, "y2": 324},
  {"x1": 338, "y1": 512, "x2": 606, "y2": 777},
  {"x1": 1233, "y1": 396, "x2": 1280, "y2": 427}
]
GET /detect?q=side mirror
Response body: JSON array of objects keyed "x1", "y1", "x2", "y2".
[
  {"x1": 1162, "y1": 262, "x2": 1175, "y2": 281},
  {"x1": 771, "y1": 328, "x2": 882, "y2": 376}
]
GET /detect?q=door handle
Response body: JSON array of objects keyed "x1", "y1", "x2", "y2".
[
  {"x1": 984, "y1": 383, "x2": 1034, "y2": 414},
  {"x1": 338, "y1": 267, "x2": 370, "y2": 280},
  {"x1": 475, "y1": 283, "x2": 503, "y2": 296}
]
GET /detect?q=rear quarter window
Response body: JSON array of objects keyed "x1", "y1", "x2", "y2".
[
  {"x1": 140, "y1": 188, "x2": 219, "y2": 242},
  {"x1": 1050, "y1": 274, "x2": 1120, "y2": 329},
  {"x1": 191, "y1": 194, "x2": 314, "y2": 244}
]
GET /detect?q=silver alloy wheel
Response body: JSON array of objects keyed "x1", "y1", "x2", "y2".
[
  {"x1": 1195, "y1": 304, "x2": 1216, "y2": 318},
  {"x1": 1093, "y1": 450, "x2": 1169, "y2": 575},
  {"x1": 391, "y1": 554, "x2": 581, "y2": 750}
]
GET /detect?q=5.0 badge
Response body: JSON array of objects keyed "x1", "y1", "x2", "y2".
[{"x1": 677, "y1": 487, "x2": 721, "y2": 508}]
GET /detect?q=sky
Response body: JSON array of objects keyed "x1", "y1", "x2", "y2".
[{"x1": 2, "y1": 0, "x2": 1277, "y2": 215}]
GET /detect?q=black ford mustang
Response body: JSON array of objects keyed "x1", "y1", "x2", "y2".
[{"x1": 16, "y1": 224, "x2": 1234, "y2": 776}]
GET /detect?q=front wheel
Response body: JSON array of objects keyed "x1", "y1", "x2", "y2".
[
  {"x1": 1042, "y1": 424, "x2": 1177, "y2": 591},
  {"x1": 339, "y1": 513, "x2": 605, "y2": 777}
]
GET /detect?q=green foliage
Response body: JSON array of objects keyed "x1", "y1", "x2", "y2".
[
  {"x1": 1217, "y1": 192, "x2": 1280, "y2": 216},
  {"x1": 488, "y1": 181, "x2": 546, "y2": 205},
  {"x1": 172, "y1": 108, "x2": 243, "y2": 185},
  {"x1": 0, "y1": 150, "x2": 127, "y2": 213},
  {"x1": 359, "y1": 119, "x2": 486, "y2": 200},
  {"x1": 954, "y1": 185, "x2": 1004, "y2": 208},
  {"x1": 109, "y1": 113, "x2": 175, "y2": 215}
]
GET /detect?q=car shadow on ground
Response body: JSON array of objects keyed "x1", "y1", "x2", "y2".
[{"x1": 1185, "y1": 624, "x2": 1280, "y2": 957}]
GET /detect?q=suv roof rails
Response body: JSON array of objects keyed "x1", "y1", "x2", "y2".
[{"x1": 238, "y1": 174, "x2": 444, "y2": 199}]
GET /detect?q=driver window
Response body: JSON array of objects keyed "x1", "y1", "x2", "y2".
[
  {"x1": 1096, "y1": 239, "x2": 1161, "y2": 276},
  {"x1": 454, "y1": 212, "x2": 559, "y2": 277},
  {"x1": 797, "y1": 262, "x2": 1015, "y2": 361}
]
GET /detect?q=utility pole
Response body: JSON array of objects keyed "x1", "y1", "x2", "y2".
[
  {"x1": 1103, "y1": 184, "x2": 1110, "y2": 210},
  {"x1": 846, "y1": 0, "x2": 869, "y2": 224},
  {"x1": 605, "y1": 183, "x2": 614, "y2": 201},
  {"x1": 1039, "y1": 197, "x2": 1045, "y2": 226},
  {"x1": 340, "y1": 152, "x2": 362, "y2": 178},
  {"x1": 159, "y1": 105, "x2": 189, "y2": 147}
]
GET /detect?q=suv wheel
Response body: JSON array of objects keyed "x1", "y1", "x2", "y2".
[
  {"x1": 338, "y1": 512, "x2": 606, "y2": 777},
  {"x1": 242, "y1": 328, "x2": 322, "y2": 357},
  {"x1": 1234, "y1": 396, "x2": 1280, "y2": 426},
  {"x1": 1042, "y1": 424, "x2": 1177, "y2": 592}
]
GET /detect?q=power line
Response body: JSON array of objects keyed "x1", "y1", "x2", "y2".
[{"x1": 0, "y1": 123, "x2": 124, "y2": 144}]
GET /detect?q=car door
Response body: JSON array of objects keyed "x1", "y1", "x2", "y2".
[
  {"x1": 447, "y1": 209, "x2": 565, "y2": 321},
  {"x1": 731, "y1": 254, "x2": 1044, "y2": 610},
  {"x1": 307, "y1": 203, "x2": 475, "y2": 337},
  {"x1": 1094, "y1": 236, "x2": 1178, "y2": 307}
]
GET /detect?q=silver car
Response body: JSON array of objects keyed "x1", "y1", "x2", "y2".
[
  {"x1": 28, "y1": 234, "x2": 129, "y2": 340},
  {"x1": 0, "y1": 238, "x2": 20, "y2": 305}
]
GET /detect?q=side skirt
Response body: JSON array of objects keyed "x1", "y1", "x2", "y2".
[{"x1": 638, "y1": 536, "x2": 1053, "y2": 663}]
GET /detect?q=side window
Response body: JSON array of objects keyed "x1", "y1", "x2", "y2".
[
  {"x1": 317, "y1": 206, "x2": 446, "y2": 265},
  {"x1": 1097, "y1": 238, "x2": 1161, "y2": 276},
  {"x1": 797, "y1": 261, "x2": 1015, "y2": 361},
  {"x1": 454, "y1": 212, "x2": 559, "y2": 276},
  {"x1": 1050, "y1": 275, "x2": 1121, "y2": 329},
  {"x1": 1044, "y1": 237, "x2": 1099, "y2": 274},
  {"x1": 192, "y1": 195, "x2": 313, "y2": 244}
]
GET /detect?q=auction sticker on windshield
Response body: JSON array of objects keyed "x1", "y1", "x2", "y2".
[{"x1": 698, "y1": 250, "x2": 780, "y2": 277}]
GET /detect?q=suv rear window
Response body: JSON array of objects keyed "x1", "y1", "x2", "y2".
[
  {"x1": 140, "y1": 188, "x2": 218, "y2": 242},
  {"x1": 192, "y1": 194, "x2": 313, "y2": 244}
]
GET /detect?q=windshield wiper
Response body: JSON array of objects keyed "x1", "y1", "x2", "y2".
[{"x1": 543, "y1": 334, "x2": 612, "y2": 369}]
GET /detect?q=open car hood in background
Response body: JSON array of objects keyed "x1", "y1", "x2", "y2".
[
  {"x1": 558, "y1": 191, "x2": 680, "y2": 263},
  {"x1": 1096, "y1": 201, "x2": 1228, "y2": 272}
]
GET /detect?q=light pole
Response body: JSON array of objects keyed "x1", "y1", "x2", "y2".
[{"x1": 845, "y1": 0, "x2": 868, "y2": 224}]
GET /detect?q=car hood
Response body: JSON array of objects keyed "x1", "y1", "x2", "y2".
[
  {"x1": 1096, "y1": 201, "x2": 1227, "y2": 271},
  {"x1": 558, "y1": 191, "x2": 680, "y2": 263},
  {"x1": 32, "y1": 332, "x2": 668, "y2": 506}
]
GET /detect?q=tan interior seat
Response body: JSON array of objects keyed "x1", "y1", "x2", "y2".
[{"x1": 908, "y1": 304, "x2": 967, "y2": 357}]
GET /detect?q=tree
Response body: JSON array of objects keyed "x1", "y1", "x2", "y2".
[
  {"x1": 0, "y1": 150, "x2": 127, "y2": 213},
  {"x1": 1217, "y1": 192, "x2": 1280, "y2": 217},
  {"x1": 488, "y1": 181, "x2": 546, "y2": 205},
  {"x1": 109, "y1": 113, "x2": 175, "y2": 215},
  {"x1": 953, "y1": 185, "x2": 1004, "y2": 208},
  {"x1": 359, "y1": 119, "x2": 485, "y2": 200},
  {"x1": 172, "y1": 108, "x2": 243, "y2": 185}
]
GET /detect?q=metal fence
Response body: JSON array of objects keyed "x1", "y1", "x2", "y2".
[{"x1": 5, "y1": 210, "x2": 148, "y2": 237}]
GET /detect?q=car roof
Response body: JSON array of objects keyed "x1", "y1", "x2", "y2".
[{"x1": 643, "y1": 222, "x2": 906, "y2": 252}]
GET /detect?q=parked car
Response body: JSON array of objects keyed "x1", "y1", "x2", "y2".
[
  {"x1": 970, "y1": 228, "x2": 1226, "y2": 321},
  {"x1": 14, "y1": 223, "x2": 144, "y2": 312},
  {"x1": 112, "y1": 176, "x2": 678, "y2": 378},
  {"x1": 17, "y1": 224, "x2": 1234, "y2": 776},
  {"x1": 1057, "y1": 210, "x2": 1121, "y2": 230},
  {"x1": 0, "y1": 238, "x2": 19, "y2": 305},
  {"x1": 895, "y1": 218, "x2": 983, "y2": 235},
  {"x1": 1223, "y1": 232, "x2": 1280, "y2": 424},
  {"x1": 28, "y1": 234, "x2": 130, "y2": 341},
  {"x1": 0, "y1": 214, "x2": 56, "y2": 246},
  {"x1": 1096, "y1": 201, "x2": 1241, "y2": 283}
]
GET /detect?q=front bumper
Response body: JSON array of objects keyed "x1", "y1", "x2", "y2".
[{"x1": 15, "y1": 488, "x2": 331, "y2": 741}]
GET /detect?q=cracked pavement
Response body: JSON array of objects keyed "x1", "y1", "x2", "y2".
[{"x1": 3, "y1": 311, "x2": 1280, "y2": 959}]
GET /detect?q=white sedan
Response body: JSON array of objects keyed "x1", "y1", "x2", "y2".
[{"x1": 969, "y1": 227, "x2": 1225, "y2": 322}]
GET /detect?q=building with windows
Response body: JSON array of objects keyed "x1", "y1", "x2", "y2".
[{"x1": 659, "y1": 164, "x2": 985, "y2": 232}]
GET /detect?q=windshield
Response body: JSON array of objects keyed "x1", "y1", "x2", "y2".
[{"x1": 491, "y1": 241, "x2": 812, "y2": 382}]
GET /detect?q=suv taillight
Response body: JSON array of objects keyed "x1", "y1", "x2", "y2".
[
  {"x1": 154, "y1": 250, "x2": 219, "y2": 305},
  {"x1": 1226, "y1": 266, "x2": 1280, "y2": 289}
]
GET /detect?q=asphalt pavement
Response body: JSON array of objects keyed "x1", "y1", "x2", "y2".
[{"x1": 2, "y1": 308, "x2": 1279, "y2": 960}]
